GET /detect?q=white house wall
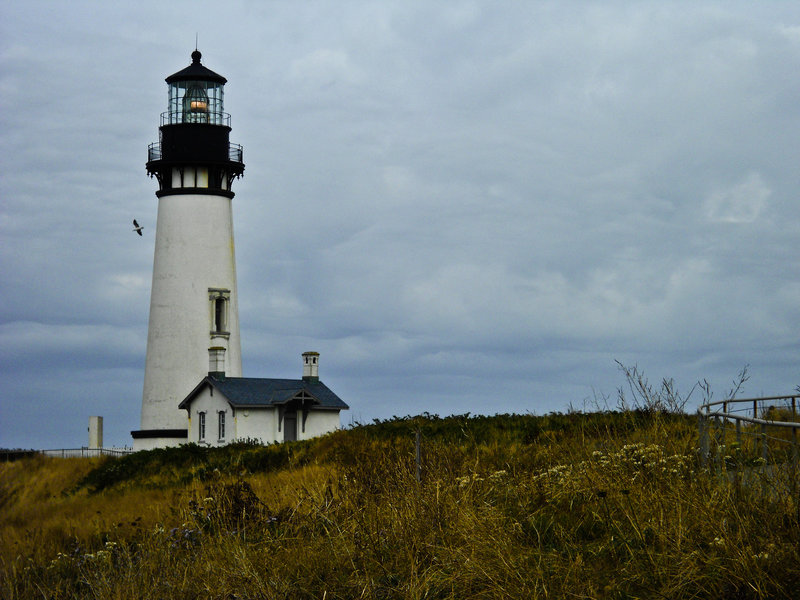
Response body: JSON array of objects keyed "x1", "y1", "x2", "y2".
[
  {"x1": 185, "y1": 386, "x2": 232, "y2": 447},
  {"x1": 234, "y1": 406, "x2": 278, "y2": 444},
  {"x1": 298, "y1": 410, "x2": 341, "y2": 440},
  {"x1": 228, "y1": 406, "x2": 340, "y2": 443}
]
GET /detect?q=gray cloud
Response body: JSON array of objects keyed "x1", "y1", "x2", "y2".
[{"x1": 2, "y1": 1, "x2": 800, "y2": 448}]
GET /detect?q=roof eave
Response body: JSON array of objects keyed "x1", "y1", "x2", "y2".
[
  {"x1": 165, "y1": 64, "x2": 227, "y2": 85},
  {"x1": 178, "y1": 376, "x2": 218, "y2": 409}
]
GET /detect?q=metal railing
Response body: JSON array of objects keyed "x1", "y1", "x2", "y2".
[
  {"x1": 160, "y1": 110, "x2": 231, "y2": 127},
  {"x1": 1, "y1": 447, "x2": 133, "y2": 462},
  {"x1": 229, "y1": 143, "x2": 243, "y2": 163},
  {"x1": 698, "y1": 395, "x2": 799, "y2": 473},
  {"x1": 147, "y1": 142, "x2": 161, "y2": 161}
]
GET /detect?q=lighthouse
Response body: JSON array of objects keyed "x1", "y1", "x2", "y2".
[{"x1": 132, "y1": 50, "x2": 245, "y2": 450}]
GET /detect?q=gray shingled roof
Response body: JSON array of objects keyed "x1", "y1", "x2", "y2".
[{"x1": 179, "y1": 376, "x2": 348, "y2": 410}]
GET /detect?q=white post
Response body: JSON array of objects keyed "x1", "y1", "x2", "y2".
[{"x1": 89, "y1": 416, "x2": 103, "y2": 449}]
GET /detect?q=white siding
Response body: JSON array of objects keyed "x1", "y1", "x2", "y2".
[
  {"x1": 235, "y1": 407, "x2": 279, "y2": 444},
  {"x1": 299, "y1": 410, "x2": 341, "y2": 440},
  {"x1": 185, "y1": 386, "x2": 231, "y2": 447}
]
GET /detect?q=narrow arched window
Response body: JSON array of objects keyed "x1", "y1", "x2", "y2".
[
  {"x1": 214, "y1": 298, "x2": 225, "y2": 332},
  {"x1": 209, "y1": 288, "x2": 231, "y2": 336},
  {"x1": 218, "y1": 411, "x2": 226, "y2": 441},
  {"x1": 198, "y1": 412, "x2": 206, "y2": 441}
]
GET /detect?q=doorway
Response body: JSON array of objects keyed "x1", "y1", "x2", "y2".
[{"x1": 283, "y1": 410, "x2": 297, "y2": 442}]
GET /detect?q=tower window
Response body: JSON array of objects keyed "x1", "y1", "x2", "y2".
[
  {"x1": 209, "y1": 289, "x2": 231, "y2": 336},
  {"x1": 215, "y1": 298, "x2": 225, "y2": 332}
]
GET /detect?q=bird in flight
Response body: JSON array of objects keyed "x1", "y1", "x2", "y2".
[{"x1": 133, "y1": 219, "x2": 143, "y2": 236}]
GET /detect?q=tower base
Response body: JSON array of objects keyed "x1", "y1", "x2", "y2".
[{"x1": 131, "y1": 428, "x2": 188, "y2": 451}]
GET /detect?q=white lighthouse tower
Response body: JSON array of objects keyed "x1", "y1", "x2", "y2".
[{"x1": 132, "y1": 50, "x2": 245, "y2": 450}]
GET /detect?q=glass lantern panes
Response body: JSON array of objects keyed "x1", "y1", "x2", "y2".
[{"x1": 167, "y1": 80, "x2": 225, "y2": 125}]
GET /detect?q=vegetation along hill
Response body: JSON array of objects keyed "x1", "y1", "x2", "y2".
[{"x1": 2, "y1": 409, "x2": 798, "y2": 599}]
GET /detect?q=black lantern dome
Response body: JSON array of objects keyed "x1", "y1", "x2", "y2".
[{"x1": 147, "y1": 50, "x2": 244, "y2": 198}]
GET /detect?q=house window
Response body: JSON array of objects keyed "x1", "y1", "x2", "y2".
[
  {"x1": 198, "y1": 412, "x2": 206, "y2": 440},
  {"x1": 218, "y1": 411, "x2": 226, "y2": 440},
  {"x1": 208, "y1": 289, "x2": 231, "y2": 336}
]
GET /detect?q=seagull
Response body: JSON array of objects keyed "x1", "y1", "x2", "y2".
[{"x1": 132, "y1": 219, "x2": 143, "y2": 236}]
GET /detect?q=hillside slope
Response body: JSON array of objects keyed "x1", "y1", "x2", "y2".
[{"x1": 2, "y1": 412, "x2": 798, "y2": 599}]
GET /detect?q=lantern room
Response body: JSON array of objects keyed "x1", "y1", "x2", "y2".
[
  {"x1": 164, "y1": 49, "x2": 227, "y2": 125},
  {"x1": 146, "y1": 49, "x2": 244, "y2": 197}
]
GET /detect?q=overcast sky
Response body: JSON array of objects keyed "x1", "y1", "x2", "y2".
[{"x1": 2, "y1": 1, "x2": 800, "y2": 449}]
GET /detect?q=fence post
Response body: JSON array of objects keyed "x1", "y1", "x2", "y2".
[
  {"x1": 415, "y1": 429, "x2": 421, "y2": 483},
  {"x1": 720, "y1": 414, "x2": 727, "y2": 465},
  {"x1": 791, "y1": 424, "x2": 799, "y2": 499},
  {"x1": 698, "y1": 409, "x2": 709, "y2": 467},
  {"x1": 793, "y1": 398, "x2": 798, "y2": 469}
]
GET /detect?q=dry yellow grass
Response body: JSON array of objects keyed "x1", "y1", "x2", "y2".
[
  {"x1": 0, "y1": 456, "x2": 181, "y2": 568},
  {"x1": 2, "y1": 412, "x2": 799, "y2": 599}
]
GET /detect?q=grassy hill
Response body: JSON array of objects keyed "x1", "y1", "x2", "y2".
[{"x1": 1, "y1": 411, "x2": 798, "y2": 599}]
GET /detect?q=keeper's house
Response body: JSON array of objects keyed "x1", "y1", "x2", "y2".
[{"x1": 179, "y1": 352, "x2": 348, "y2": 445}]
